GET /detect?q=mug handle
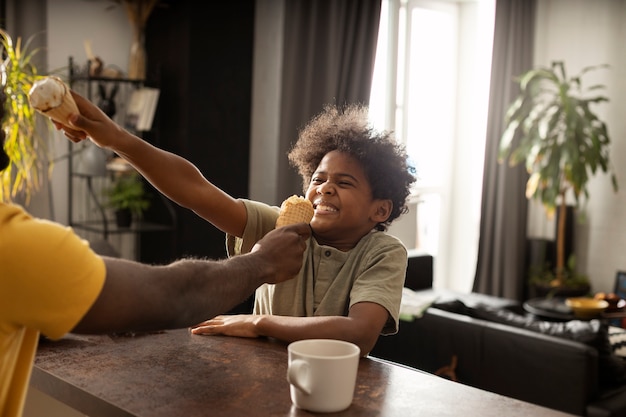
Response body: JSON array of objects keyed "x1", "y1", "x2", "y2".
[{"x1": 287, "y1": 359, "x2": 312, "y2": 394}]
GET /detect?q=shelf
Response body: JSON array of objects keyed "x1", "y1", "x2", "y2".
[
  {"x1": 71, "y1": 219, "x2": 174, "y2": 235},
  {"x1": 69, "y1": 75, "x2": 146, "y2": 84},
  {"x1": 68, "y1": 56, "x2": 175, "y2": 261}
]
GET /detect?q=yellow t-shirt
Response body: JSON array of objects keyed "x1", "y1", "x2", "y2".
[{"x1": 0, "y1": 203, "x2": 106, "y2": 417}]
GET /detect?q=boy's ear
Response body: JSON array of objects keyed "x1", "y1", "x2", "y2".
[{"x1": 372, "y1": 199, "x2": 393, "y2": 223}]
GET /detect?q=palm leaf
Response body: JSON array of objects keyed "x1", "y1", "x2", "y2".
[
  {"x1": 0, "y1": 29, "x2": 53, "y2": 203},
  {"x1": 499, "y1": 61, "x2": 618, "y2": 284}
]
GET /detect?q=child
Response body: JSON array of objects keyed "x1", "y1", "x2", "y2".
[{"x1": 62, "y1": 95, "x2": 416, "y2": 355}]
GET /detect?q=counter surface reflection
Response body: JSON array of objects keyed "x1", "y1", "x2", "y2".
[{"x1": 32, "y1": 329, "x2": 573, "y2": 416}]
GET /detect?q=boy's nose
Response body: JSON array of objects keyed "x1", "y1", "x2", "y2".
[{"x1": 317, "y1": 182, "x2": 335, "y2": 195}]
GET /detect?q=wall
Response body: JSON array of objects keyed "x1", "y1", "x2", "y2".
[
  {"x1": 41, "y1": 0, "x2": 132, "y2": 225},
  {"x1": 249, "y1": 0, "x2": 284, "y2": 204},
  {"x1": 531, "y1": 0, "x2": 626, "y2": 293}
]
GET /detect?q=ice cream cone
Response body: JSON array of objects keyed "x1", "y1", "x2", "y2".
[
  {"x1": 29, "y1": 76, "x2": 79, "y2": 128},
  {"x1": 276, "y1": 195, "x2": 314, "y2": 228}
]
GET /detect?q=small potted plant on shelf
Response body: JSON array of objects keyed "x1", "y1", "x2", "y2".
[
  {"x1": 104, "y1": 170, "x2": 151, "y2": 228},
  {"x1": 499, "y1": 61, "x2": 618, "y2": 296}
]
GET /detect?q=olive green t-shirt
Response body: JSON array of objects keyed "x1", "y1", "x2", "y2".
[{"x1": 226, "y1": 199, "x2": 406, "y2": 335}]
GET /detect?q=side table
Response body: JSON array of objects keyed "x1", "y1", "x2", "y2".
[
  {"x1": 524, "y1": 296, "x2": 626, "y2": 323},
  {"x1": 523, "y1": 297, "x2": 575, "y2": 321}
]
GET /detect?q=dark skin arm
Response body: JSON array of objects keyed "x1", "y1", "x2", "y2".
[
  {"x1": 191, "y1": 302, "x2": 389, "y2": 356},
  {"x1": 57, "y1": 91, "x2": 248, "y2": 238},
  {"x1": 72, "y1": 223, "x2": 311, "y2": 334}
]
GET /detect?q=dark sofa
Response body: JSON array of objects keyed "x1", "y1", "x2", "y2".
[{"x1": 370, "y1": 254, "x2": 626, "y2": 416}]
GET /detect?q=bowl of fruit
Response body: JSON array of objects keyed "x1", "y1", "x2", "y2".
[{"x1": 565, "y1": 297, "x2": 609, "y2": 319}]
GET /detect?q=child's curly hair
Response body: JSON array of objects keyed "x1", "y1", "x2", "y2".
[{"x1": 288, "y1": 103, "x2": 416, "y2": 231}]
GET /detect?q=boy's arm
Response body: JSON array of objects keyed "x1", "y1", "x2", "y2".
[
  {"x1": 60, "y1": 91, "x2": 247, "y2": 237},
  {"x1": 191, "y1": 302, "x2": 389, "y2": 356}
]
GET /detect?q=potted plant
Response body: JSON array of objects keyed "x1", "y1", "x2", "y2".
[
  {"x1": 104, "y1": 171, "x2": 151, "y2": 227},
  {"x1": 0, "y1": 29, "x2": 53, "y2": 203},
  {"x1": 499, "y1": 61, "x2": 618, "y2": 294}
]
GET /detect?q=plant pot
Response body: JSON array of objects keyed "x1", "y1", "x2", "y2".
[
  {"x1": 115, "y1": 209, "x2": 132, "y2": 228},
  {"x1": 128, "y1": 33, "x2": 146, "y2": 80}
]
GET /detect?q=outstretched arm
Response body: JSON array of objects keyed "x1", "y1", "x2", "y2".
[
  {"x1": 73, "y1": 223, "x2": 311, "y2": 334},
  {"x1": 190, "y1": 302, "x2": 389, "y2": 356},
  {"x1": 59, "y1": 91, "x2": 247, "y2": 237}
]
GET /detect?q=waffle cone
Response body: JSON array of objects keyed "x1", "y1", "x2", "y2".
[
  {"x1": 30, "y1": 76, "x2": 79, "y2": 128},
  {"x1": 275, "y1": 195, "x2": 314, "y2": 228},
  {"x1": 45, "y1": 88, "x2": 79, "y2": 128}
]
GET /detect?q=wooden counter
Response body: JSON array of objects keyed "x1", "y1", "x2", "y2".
[{"x1": 32, "y1": 329, "x2": 573, "y2": 416}]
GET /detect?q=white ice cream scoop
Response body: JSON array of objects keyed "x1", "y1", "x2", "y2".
[{"x1": 29, "y1": 76, "x2": 79, "y2": 128}]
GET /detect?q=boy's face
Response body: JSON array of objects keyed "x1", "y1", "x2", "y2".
[{"x1": 305, "y1": 150, "x2": 390, "y2": 250}]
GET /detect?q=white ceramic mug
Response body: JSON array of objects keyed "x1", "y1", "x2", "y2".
[{"x1": 287, "y1": 339, "x2": 360, "y2": 413}]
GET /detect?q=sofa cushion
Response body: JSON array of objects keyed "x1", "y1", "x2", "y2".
[
  {"x1": 433, "y1": 300, "x2": 626, "y2": 388},
  {"x1": 609, "y1": 326, "x2": 626, "y2": 359},
  {"x1": 404, "y1": 252, "x2": 433, "y2": 291}
]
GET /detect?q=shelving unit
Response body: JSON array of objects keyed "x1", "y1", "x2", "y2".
[{"x1": 67, "y1": 56, "x2": 175, "y2": 260}]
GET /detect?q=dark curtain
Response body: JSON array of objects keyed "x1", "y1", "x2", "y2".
[
  {"x1": 473, "y1": 0, "x2": 536, "y2": 300},
  {"x1": 276, "y1": 0, "x2": 382, "y2": 197},
  {"x1": 1, "y1": 0, "x2": 47, "y2": 68}
]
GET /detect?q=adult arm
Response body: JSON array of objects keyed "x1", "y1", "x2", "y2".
[
  {"x1": 190, "y1": 302, "x2": 389, "y2": 356},
  {"x1": 72, "y1": 223, "x2": 311, "y2": 334},
  {"x1": 59, "y1": 91, "x2": 247, "y2": 237}
]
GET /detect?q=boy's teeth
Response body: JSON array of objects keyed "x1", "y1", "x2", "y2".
[{"x1": 317, "y1": 204, "x2": 337, "y2": 212}]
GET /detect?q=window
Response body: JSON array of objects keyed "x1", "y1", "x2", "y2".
[{"x1": 370, "y1": 0, "x2": 495, "y2": 290}]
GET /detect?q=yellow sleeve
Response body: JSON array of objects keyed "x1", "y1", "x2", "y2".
[{"x1": 0, "y1": 204, "x2": 106, "y2": 339}]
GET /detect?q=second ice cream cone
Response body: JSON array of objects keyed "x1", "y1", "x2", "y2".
[{"x1": 276, "y1": 195, "x2": 314, "y2": 228}]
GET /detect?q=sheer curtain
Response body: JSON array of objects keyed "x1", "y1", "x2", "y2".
[
  {"x1": 276, "y1": 0, "x2": 382, "y2": 197},
  {"x1": 473, "y1": 0, "x2": 536, "y2": 300}
]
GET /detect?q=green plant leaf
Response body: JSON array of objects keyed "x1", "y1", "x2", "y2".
[
  {"x1": 0, "y1": 29, "x2": 53, "y2": 203},
  {"x1": 104, "y1": 172, "x2": 152, "y2": 217},
  {"x1": 499, "y1": 60, "x2": 618, "y2": 274}
]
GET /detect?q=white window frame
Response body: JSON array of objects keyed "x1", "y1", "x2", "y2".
[{"x1": 371, "y1": 0, "x2": 495, "y2": 291}]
